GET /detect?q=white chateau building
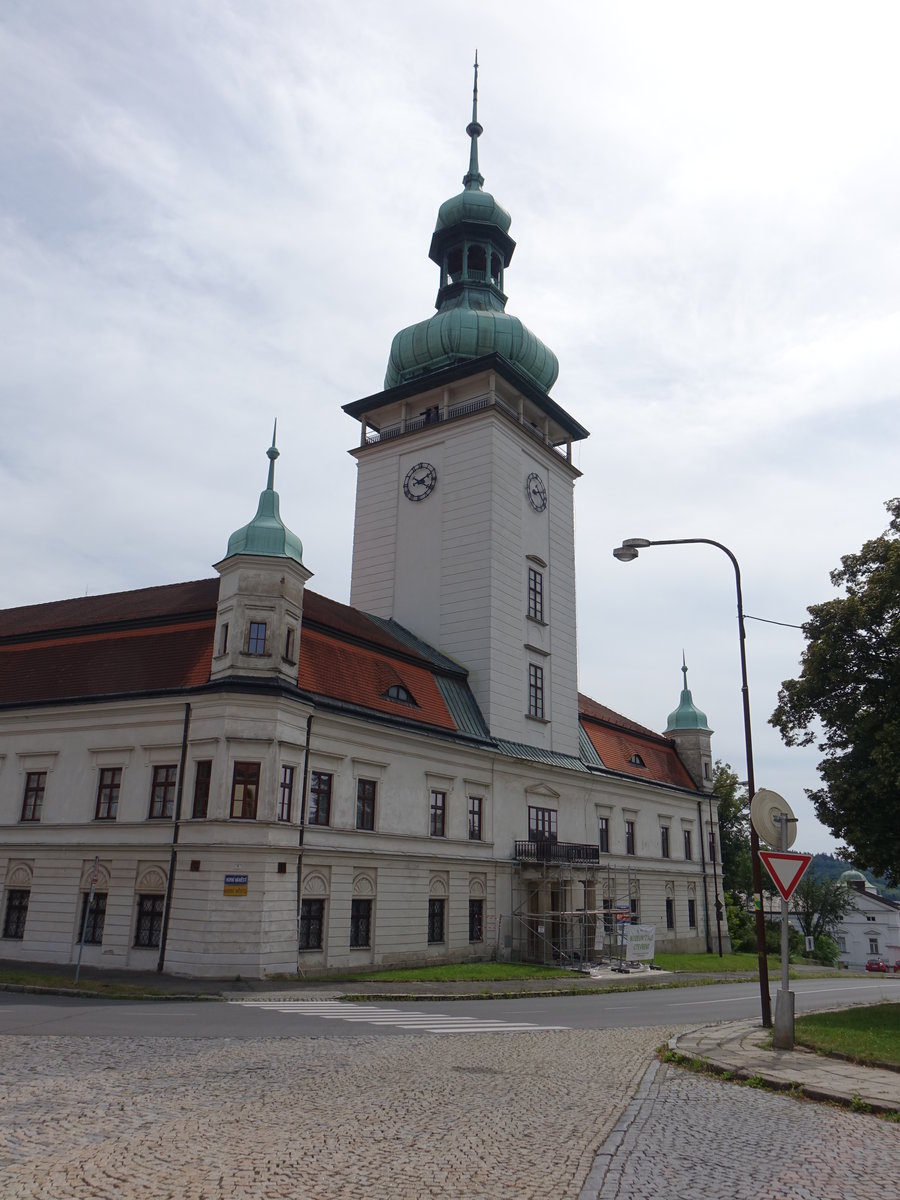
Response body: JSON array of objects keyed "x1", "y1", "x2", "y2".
[{"x1": 0, "y1": 78, "x2": 728, "y2": 978}]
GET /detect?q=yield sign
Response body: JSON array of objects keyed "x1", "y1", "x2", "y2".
[{"x1": 759, "y1": 851, "x2": 813, "y2": 901}]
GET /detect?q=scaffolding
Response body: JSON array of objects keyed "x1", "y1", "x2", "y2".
[{"x1": 508, "y1": 859, "x2": 639, "y2": 969}]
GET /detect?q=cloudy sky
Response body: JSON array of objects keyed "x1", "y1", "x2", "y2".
[{"x1": 3, "y1": 2, "x2": 898, "y2": 857}]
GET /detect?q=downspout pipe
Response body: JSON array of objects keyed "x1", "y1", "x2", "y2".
[
  {"x1": 157, "y1": 702, "x2": 191, "y2": 973},
  {"x1": 296, "y1": 713, "x2": 314, "y2": 968},
  {"x1": 697, "y1": 799, "x2": 712, "y2": 954}
]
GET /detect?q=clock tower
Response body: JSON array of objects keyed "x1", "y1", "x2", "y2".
[{"x1": 344, "y1": 62, "x2": 589, "y2": 755}]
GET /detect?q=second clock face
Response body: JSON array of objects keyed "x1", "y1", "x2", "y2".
[
  {"x1": 526, "y1": 472, "x2": 548, "y2": 512},
  {"x1": 403, "y1": 462, "x2": 437, "y2": 502}
]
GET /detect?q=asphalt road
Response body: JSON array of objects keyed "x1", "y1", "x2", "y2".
[{"x1": 1, "y1": 976, "x2": 895, "y2": 1039}]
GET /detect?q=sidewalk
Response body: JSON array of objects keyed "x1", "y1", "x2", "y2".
[{"x1": 671, "y1": 1018, "x2": 900, "y2": 1114}]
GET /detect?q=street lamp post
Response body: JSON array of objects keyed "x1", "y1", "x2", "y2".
[{"x1": 612, "y1": 536, "x2": 773, "y2": 1028}]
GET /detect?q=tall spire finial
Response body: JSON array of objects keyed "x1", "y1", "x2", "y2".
[
  {"x1": 463, "y1": 51, "x2": 484, "y2": 190},
  {"x1": 266, "y1": 419, "x2": 279, "y2": 490},
  {"x1": 681, "y1": 649, "x2": 688, "y2": 686}
]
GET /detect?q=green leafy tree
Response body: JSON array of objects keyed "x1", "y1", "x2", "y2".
[
  {"x1": 771, "y1": 499, "x2": 900, "y2": 884},
  {"x1": 790, "y1": 874, "x2": 855, "y2": 942},
  {"x1": 711, "y1": 761, "x2": 753, "y2": 897}
]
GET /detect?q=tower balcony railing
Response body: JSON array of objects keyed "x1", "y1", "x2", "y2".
[
  {"x1": 515, "y1": 839, "x2": 600, "y2": 865},
  {"x1": 364, "y1": 391, "x2": 570, "y2": 460}
]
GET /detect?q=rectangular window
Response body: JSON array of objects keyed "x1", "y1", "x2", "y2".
[
  {"x1": 528, "y1": 806, "x2": 557, "y2": 843},
  {"x1": 21, "y1": 771, "x2": 46, "y2": 822},
  {"x1": 356, "y1": 779, "x2": 376, "y2": 831},
  {"x1": 308, "y1": 772, "x2": 332, "y2": 826},
  {"x1": 666, "y1": 897, "x2": 675, "y2": 930},
  {"x1": 95, "y1": 767, "x2": 121, "y2": 820},
  {"x1": 192, "y1": 760, "x2": 212, "y2": 819},
  {"x1": 149, "y1": 764, "x2": 177, "y2": 819},
  {"x1": 134, "y1": 895, "x2": 164, "y2": 948},
  {"x1": 598, "y1": 816, "x2": 609, "y2": 853},
  {"x1": 3, "y1": 889, "x2": 29, "y2": 939},
  {"x1": 688, "y1": 898, "x2": 697, "y2": 929},
  {"x1": 230, "y1": 762, "x2": 260, "y2": 820},
  {"x1": 278, "y1": 765, "x2": 294, "y2": 822},
  {"x1": 284, "y1": 626, "x2": 295, "y2": 662},
  {"x1": 869, "y1": 937, "x2": 879, "y2": 955},
  {"x1": 527, "y1": 567, "x2": 543, "y2": 622},
  {"x1": 661, "y1": 827, "x2": 670, "y2": 858},
  {"x1": 708, "y1": 831, "x2": 717, "y2": 863},
  {"x1": 427, "y1": 897, "x2": 445, "y2": 944},
  {"x1": 625, "y1": 819, "x2": 636, "y2": 855},
  {"x1": 430, "y1": 790, "x2": 446, "y2": 837},
  {"x1": 247, "y1": 621, "x2": 267, "y2": 655},
  {"x1": 683, "y1": 829, "x2": 693, "y2": 860},
  {"x1": 219, "y1": 622, "x2": 229, "y2": 655},
  {"x1": 469, "y1": 898, "x2": 484, "y2": 944},
  {"x1": 837, "y1": 935, "x2": 847, "y2": 952},
  {"x1": 468, "y1": 796, "x2": 483, "y2": 841},
  {"x1": 528, "y1": 663, "x2": 545, "y2": 719},
  {"x1": 630, "y1": 897, "x2": 640, "y2": 923},
  {"x1": 79, "y1": 892, "x2": 107, "y2": 945},
  {"x1": 350, "y1": 898, "x2": 372, "y2": 948},
  {"x1": 299, "y1": 898, "x2": 324, "y2": 950}
]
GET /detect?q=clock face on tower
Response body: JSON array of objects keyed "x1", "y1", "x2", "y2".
[
  {"x1": 525, "y1": 472, "x2": 548, "y2": 512},
  {"x1": 403, "y1": 462, "x2": 437, "y2": 502}
]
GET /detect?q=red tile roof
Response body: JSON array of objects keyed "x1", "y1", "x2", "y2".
[
  {"x1": 578, "y1": 692, "x2": 697, "y2": 791},
  {"x1": 298, "y1": 628, "x2": 457, "y2": 731},
  {"x1": 0, "y1": 621, "x2": 215, "y2": 704},
  {"x1": 0, "y1": 579, "x2": 219, "y2": 638}
]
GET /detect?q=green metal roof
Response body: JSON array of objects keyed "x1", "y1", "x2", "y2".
[
  {"x1": 222, "y1": 432, "x2": 304, "y2": 566},
  {"x1": 384, "y1": 59, "x2": 558, "y2": 395},
  {"x1": 665, "y1": 658, "x2": 710, "y2": 732}
]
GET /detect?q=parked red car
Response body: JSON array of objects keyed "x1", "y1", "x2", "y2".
[{"x1": 865, "y1": 955, "x2": 888, "y2": 972}]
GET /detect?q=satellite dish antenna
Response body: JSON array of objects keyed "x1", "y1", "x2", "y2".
[{"x1": 750, "y1": 788, "x2": 796, "y2": 849}]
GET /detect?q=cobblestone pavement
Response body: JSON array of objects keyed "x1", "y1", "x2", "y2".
[
  {"x1": 581, "y1": 1059, "x2": 900, "y2": 1200},
  {"x1": 1, "y1": 1025, "x2": 681, "y2": 1199}
]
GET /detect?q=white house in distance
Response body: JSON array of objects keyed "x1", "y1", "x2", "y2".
[
  {"x1": 833, "y1": 872, "x2": 900, "y2": 969},
  {"x1": 0, "y1": 75, "x2": 729, "y2": 978}
]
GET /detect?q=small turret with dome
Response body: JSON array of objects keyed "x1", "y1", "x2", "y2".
[
  {"x1": 384, "y1": 55, "x2": 559, "y2": 394},
  {"x1": 665, "y1": 656, "x2": 714, "y2": 791},
  {"x1": 211, "y1": 427, "x2": 312, "y2": 686}
]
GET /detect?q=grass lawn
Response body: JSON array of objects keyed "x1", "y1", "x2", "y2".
[
  {"x1": 653, "y1": 951, "x2": 782, "y2": 974},
  {"x1": 341, "y1": 962, "x2": 575, "y2": 983},
  {"x1": 794, "y1": 1003, "x2": 900, "y2": 1068},
  {"x1": 0, "y1": 968, "x2": 167, "y2": 998}
]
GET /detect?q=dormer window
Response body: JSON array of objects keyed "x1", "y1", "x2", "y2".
[
  {"x1": 629, "y1": 753, "x2": 646, "y2": 768},
  {"x1": 247, "y1": 622, "x2": 267, "y2": 655},
  {"x1": 383, "y1": 684, "x2": 416, "y2": 706}
]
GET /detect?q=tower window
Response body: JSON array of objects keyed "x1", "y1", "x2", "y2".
[
  {"x1": 248, "y1": 622, "x2": 267, "y2": 655},
  {"x1": 527, "y1": 567, "x2": 544, "y2": 622},
  {"x1": 446, "y1": 247, "x2": 463, "y2": 284},
  {"x1": 219, "y1": 623, "x2": 229, "y2": 655},
  {"x1": 528, "y1": 664, "x2": 545, "y2": 719},
  {"x1": 490, "y1": 252, "x2": 502, "y2": 287},
  {"x1": 284, "y1": 627, "x2": 295, "y2": 662},
  {"x1": 466, "y1": 244, "x2": 486, "y2": 281},
  {"x1": 230, "y1": 761, "x2": 260, "y2": 820}
]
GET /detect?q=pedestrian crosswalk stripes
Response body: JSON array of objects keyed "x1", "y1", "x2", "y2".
[{"x1": 230, "y1": 999, "x2": 567, "y2": 1034}]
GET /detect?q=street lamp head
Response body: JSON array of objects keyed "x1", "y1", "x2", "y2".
[{"x1": 612, "y1": 538, "x2": 651, "y2": 563}]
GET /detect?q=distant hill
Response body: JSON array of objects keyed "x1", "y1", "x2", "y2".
[{"x1": 802, "y1": 852, "x2": 900, "y2": 902}]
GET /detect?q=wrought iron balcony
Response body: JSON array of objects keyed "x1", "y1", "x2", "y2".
[{"x1": 515, "y1": 839, "x2": 600, "y2": 865}]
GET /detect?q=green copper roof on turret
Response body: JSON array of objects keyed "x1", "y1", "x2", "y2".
[
  {"x1": 384, "y1": 56, "x2": 558, "y2": 393},
  {"x1": 665, "y1": 655, "x2": 711, "y2": 732},
  {"x1": 223, "y1": 424, "x2": 304, "y2": 564}
]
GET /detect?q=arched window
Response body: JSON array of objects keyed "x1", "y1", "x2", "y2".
[{"x1": 467, "y1": 244, "x2": 486, "y2": 281}]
